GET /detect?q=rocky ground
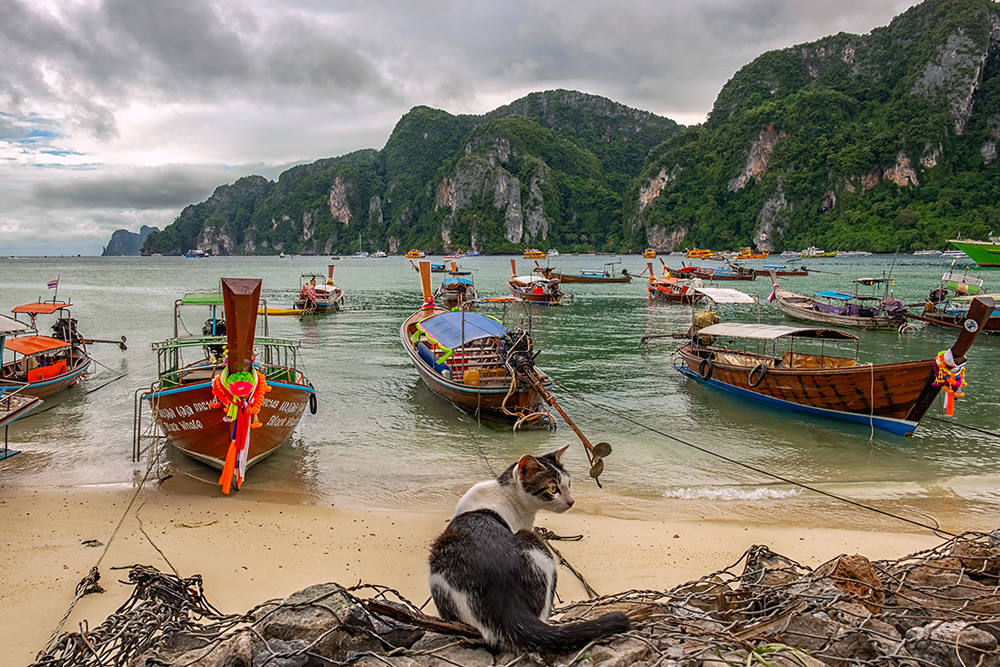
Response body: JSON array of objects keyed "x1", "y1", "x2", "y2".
[{"x1": 32, "y1": 530, "x2": 1000, "y2": 667}]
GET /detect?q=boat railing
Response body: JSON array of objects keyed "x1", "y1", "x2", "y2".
[{"x1": 0, "y1": 380, "x2": 34, "y2": 410}]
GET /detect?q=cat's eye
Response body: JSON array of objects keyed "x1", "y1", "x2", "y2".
[{"x1": 547, "y1": 483, "x2": 559, "y2": 495}]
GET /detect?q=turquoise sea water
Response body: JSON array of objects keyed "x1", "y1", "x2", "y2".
[{"x1": 1, "y1": 253, "x2": 997, "y2": 532}]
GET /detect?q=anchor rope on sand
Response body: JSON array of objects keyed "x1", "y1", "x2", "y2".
[
  {"x1": 550, "y1": 380, "x2": 958, "y2": 540},
  {"x1": 40, "y1": 442, "x2": 163, "y2": 656}
]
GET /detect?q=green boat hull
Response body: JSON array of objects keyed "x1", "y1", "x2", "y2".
[{"x1": 948, "y1": 239, "x2": 1000, "y2": 268}]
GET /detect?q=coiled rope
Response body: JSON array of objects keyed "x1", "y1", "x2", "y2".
[{"x1": 551, "y1": 380, "x2": 957, "y2": 539}]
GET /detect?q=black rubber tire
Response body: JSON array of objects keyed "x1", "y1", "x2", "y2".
[
  {"x1": 748, "y1": 363, "x2": 768, "y2": 387},
  {"x1": 698, "y1": 358, "x2": 714, "y2": 380},
  {"x1": 309, "y1": 392, "x2": 318, "y2": 415}
]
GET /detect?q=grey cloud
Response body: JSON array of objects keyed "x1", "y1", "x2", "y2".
[{"x1": 29, "y1": 167, "x2": 229, "y2": 210}]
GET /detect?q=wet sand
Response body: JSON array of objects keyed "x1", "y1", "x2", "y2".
[{"x1": 0, "y1": 478, "x2": 964, "y2": 666}]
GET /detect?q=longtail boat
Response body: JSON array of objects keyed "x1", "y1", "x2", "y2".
[
  {"x1": 533, "y1": 261, "x2": 633, "y2": 284},
  {"x1": 753, "y1": 264, "x2": 809, "y2": 277},
  {"x1": 139, "y1": 279, "x2": 316, "y2": 493},
  {"x1": 2, "y1": 300, "x2": 124, "y2": 399},
  {"x1": 674, "y1": 296, "x2": 994, "y2": 435},
  {"x1": 0, "y1": 315, "x2": 43, "y2": 453},
  {"x1": 293, "y1": 265, "x2": 345, "y2": 312},
  {"x1": 434, "y1": 264, "x2": 479, "y2": 310},
  {"x1": 646, "y1": 261, "x2": 702, "y2": 304},
  {"x1": 772, "y1": 271, "x2": 907, "y2": 330},
  {"x1": 508, "y1": 259, "x2": 564, "y2": 305},
  {"x1": 402, "y1": 261, "x2": 553, "y2": 427},
  {"x1": 401, "y1": 261, "x2": 615, "y2": 479},
  {"x1": 676, "y1": 262, "x2": 756, "y2": 281},
  {"x1": 907, "y1": 271, "x2": 1000, "y2": 332}
]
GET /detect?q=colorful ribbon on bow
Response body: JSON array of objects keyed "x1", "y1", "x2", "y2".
[
  {"x1": 211, "y1": 368, "x2": 271, "y2": 493},
  {"x1": 932, "y1": 349, "x2": 966, "y2": 416}
]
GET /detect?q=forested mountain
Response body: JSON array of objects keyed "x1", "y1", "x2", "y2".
[
  {"x1": 142, "y1": 91, "x2": 678, "y2": 255},
  {"x1": 633, "y1": 0, "x2": 1000, "y2": 252},
  {"x1": 143, "y1": 0, "x2": 1000, "y2": 256}
]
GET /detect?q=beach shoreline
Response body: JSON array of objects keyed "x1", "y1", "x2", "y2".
[{"x1": 0, "y1": 478, "x2": 974, "y2": 666}]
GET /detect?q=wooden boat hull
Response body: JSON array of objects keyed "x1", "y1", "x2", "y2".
[
  {"x1": 675, "y1": 347, "x2": 934, "y2": 435},
  {"x1": 146, "y1": 376, "x2": 313, "y2": 470},
  {"x1": 754, "y1": 269, "x2": 808, "y2": 277},
  {"x1": 648, "y1": 284, "x2": 701, "y2": 304},
  {"x1": 400, "y1": 308, "x2": 551, "y2": 424},
  {"x1": 776, "y1": 290, "x2": 905, "y2": 330},
  {"x1": 0, "y1": 355, "x2": 91, "y2": 400},
  {"x1": 508, "y1": 282, "x2": 563, "y2": 305},
  {"x1": 552, "y1": 274, "x2": 631, "y2": 284}
]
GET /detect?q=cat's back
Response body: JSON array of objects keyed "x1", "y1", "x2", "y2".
[{"x1": 429, "y1": 509, "x2": 552, "y2": 582}]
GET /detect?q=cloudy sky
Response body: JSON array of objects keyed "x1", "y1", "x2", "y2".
[{"x1": 2, "y1": 0, "x2": 921, "y2": 255}]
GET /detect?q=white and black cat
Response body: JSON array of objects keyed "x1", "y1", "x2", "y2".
[{"x1": 428, "y1": 445, "x2": 630, "y2": 654}]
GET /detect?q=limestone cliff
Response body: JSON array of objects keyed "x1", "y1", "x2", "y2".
[{"x1": 102, "y1": 225, "x2": 159, "y2": 256}]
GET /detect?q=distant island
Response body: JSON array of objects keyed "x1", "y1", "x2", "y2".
[{"x1": 102, "y1": 225, "x2": 159, "y2": 256}]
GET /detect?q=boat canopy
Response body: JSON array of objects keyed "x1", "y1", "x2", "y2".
[
  {"x1": 12, "y1": 302, "x2": 70, "y2": 314},
  {"x1": 5, "y1": 335, "x2": 72, "y2": 355},
  {"x1": 953, "y1": 292, "x2": 1000, "y2": 302},
  {"x1": 181, "y1": 292, "x2": 224, "y2": 306},
  {"x1": 441, "y1": 277, "x2": 474, "y2": 287},
  {"x1": 762, "y1": 264, "x2": 786, "y2": 269},
  {"x1": 417, "y1": 311, "x2": 505, "y2": 350},
  {"x1": 697, "y1": 322, "x2": 858, "y2": 341},
  {"x1": 691, "y1": 287, "x2": 756, "y2": 304},
  {"x1": 0, "y1": 315, "x2": 32, "y2": 336},
  {"x1": 814, "y1": 290, "x2": 853, "y2": 300},
  {"x1": 510, "y1": 276, "x2": 550, "y2": 286}
]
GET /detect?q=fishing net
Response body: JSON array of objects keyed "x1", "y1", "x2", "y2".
[{"x1": 30, "y1": 530, "x2": 1000, "y2": 666}]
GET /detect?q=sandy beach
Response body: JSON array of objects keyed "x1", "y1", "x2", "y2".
[{"x1": 0, "y1": 476, "x2": 973, "y2": 666}]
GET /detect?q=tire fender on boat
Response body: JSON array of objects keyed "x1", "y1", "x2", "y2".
[
  {"x1": 698, "y1": 358, "x2": 714, "y2": 380},
  {"x1": 748, "y1": 363, "x2": 768, "y2": 387},
  {"x1": 309, "y1": 392, "x2": 318, "y2": 415}
]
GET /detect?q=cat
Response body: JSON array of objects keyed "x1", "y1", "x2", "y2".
[{"x1": 428, "y1": 445, "x2": 630, "y2": 654}]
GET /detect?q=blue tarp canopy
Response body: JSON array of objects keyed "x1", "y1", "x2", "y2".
[
  {"x1": 441, "y1": 277, "x2": 474, "y2": 287},
  {"x1": 418, "y1": 311, "x2": 505, "y2": 350},
  {"x1": 815, "y1": 290, "x2": 853, "y2": 300}
]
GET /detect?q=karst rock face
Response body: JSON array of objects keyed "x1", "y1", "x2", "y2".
[
  {"x1": 143, "y1": 2, "x2": 1000, "y2": 256},
  {"x1": 101, "y1": 225, "x2": 159, "y2": 256}
]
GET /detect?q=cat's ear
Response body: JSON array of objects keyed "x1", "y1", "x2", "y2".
[
  {"x1": 552, "y1": 445, "x2": 570, "y2": 464},
  {"x1": 517, "y1": 454, "x2": 542, "y2": 480}
]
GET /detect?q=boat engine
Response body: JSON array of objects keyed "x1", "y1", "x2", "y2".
[
  {"x1": 51, "y1": 317, "x2": 83, "y2": 344},
  {"x1": 203, "y1": 318, "x2": 227, "y2": 357},
  {"x1": 499, "y1": 329, "x2": 536, "y2": 375}
]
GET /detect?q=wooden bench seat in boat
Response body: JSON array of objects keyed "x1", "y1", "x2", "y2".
[
  {"x1": 713, "y1": 352, "x2": 775, "y2": 368},
  {"x1": 781, "y1": 352, "x2": 858, "y2": 369}
]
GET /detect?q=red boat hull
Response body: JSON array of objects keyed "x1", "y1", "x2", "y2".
[{"x1": 148, "y1": 378, "x2": 312, "y2": 470}]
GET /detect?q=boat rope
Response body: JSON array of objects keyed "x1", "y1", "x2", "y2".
[
  {"x1": 549, "y1": 380, "x2": 958, "y2": 540},
  {"x1": 41, "y1": 441, "x2": 164, "y2": 655},
  {"x1": 866, "y1": 362, "x2": 875, "y2": 444},
  {"x1": 21, "y1": 368, "x2": 127, "y2": 419},
  {"x1": 927, "y1": 415, "x2": 1000, "y2": 440}
]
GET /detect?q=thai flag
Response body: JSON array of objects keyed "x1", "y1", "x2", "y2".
[
  {"x1": 47, "y1": 279, "x2": 59, "y2": 289},
  {"x1": 767, "y1": 283, "x2": 779, "y2": 302}
]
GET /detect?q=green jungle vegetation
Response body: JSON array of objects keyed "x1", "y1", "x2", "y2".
[{"x1": 143, "y1": 0, "x2": 1000, "y2": 256}]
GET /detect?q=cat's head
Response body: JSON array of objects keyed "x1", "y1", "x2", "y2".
[{"x1": 509, "y1": 445, "x2": 575, "y2": 513}]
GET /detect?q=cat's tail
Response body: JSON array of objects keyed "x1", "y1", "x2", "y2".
[{"x1": 502, "y1": 610, "x2": 631, "y2": 654}]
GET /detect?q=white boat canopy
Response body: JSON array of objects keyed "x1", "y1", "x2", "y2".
[
  {"x1": 697, "y1": 322, "x2": 859, "y2": 341},
  {"x1": 0, "y1": 314, "x2": 32, "y2": 336},
  {"x1": 691, "y1": 287, "x2": 756, "y2": 304}
]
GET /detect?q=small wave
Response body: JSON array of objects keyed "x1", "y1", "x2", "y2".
[{"x1": 663, "y1": 487, "x2": 801, "y2": 501}]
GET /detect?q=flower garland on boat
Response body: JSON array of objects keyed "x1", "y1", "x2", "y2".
[
  {"x1": 932, "y1": 349, "x2": 965, "y2": 416},
  {"x1": 211, "y1": 363, "x2": 271, "y2": 494}
]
